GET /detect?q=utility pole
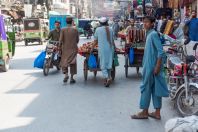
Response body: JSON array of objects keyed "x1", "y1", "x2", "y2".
[{"x1": 76, "y1": 0, "x2": 79, "y2": 18}]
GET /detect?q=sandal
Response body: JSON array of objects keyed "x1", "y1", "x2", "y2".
[
  {"x1": 63, "y1": 76, "x2": 69, "y2": 83},
  {"x1": 148, "y1": 112, "x2": 161, "y2": 120},
  {"x1": 70, "y1": 79, "x2": 76, "y2": 84},
  {"x1": 104, "y1": 79, "x2": 111, "y2": 87},
  {"x1": 131, "y1": 112, "x2": 149, "y2": 119}
]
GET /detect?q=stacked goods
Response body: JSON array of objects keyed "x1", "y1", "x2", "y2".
[
  {"x1": 118, "y1": 30, "x2": 127, "y2": 39},
  {"x1": 78, "y1": 41, "x2": 125, "y2": 55},
  {"x1": 127, "y1": 29, "x2": 145, "y2": 43},
  {"x1": 164, "y1": 20, "x2": 174, "y2": 35},
  {"x1": 78, "y1": 42, "x2": 98, "y2": 53}
]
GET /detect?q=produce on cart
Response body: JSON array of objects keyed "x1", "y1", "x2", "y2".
[
  {"x1": 118, "y1": 30, "x2": 127, "y2": 45},
  {"x1": 78, "y1": 41, "x2": 124, "y2": 81}
]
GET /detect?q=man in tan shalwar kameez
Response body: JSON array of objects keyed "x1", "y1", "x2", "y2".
[{"x1": 59, "y1": 17, "x2": 79, "y2": 83}]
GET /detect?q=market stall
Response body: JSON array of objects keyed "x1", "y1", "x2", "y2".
[{"x1": 124, "y1": 28, "x2": 145, "y2": 77}]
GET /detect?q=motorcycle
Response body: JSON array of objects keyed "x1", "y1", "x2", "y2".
[
  {"x1": 43, "y1": 41, "x2": 61, "y2": 76},
  {"x1": 166, "y1": 42, "x2": 198, "y2": 116},
  {"x1": 84, "y1": 29, "x2": 93, "y2": 39}
]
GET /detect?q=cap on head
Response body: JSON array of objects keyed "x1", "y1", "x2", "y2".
[
  {"x1": 66, "y1": 17, "x2": 73, "y2": 23},
  {"x1": 99, "y1": 17, "x2": 108, "y2": 23}
]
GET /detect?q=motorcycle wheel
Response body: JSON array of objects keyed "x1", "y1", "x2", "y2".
[
  {"x1": 43, "y1": 59, "x2": 50, "y2": 76},
  {"x1": 176, "y1": 86, "x2": 198, "y2": 116}
]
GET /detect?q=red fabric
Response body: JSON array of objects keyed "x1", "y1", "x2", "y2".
[{"x1": 168, "y1": 34, "x2": 177, "y2": 39}]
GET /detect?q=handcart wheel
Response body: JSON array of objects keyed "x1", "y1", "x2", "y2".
[
  {"x1": 125, "y1": 55, "x2": 129, "y2": 78},
  {"x1": 84, "y1": 60, "x2": 88, "y2": 81},
  {"x1": 94, "y1": 71, "x2": 97, "y2": 77},
  {"x1": 111, "y1": 66, "x2": 116, "y2": 81},
  {"x1": 136, "y1": 67, "x2": 140, "y2": 74},
  {"x1": 43, "y1": 59, "x2": 50, "y2": 76}
]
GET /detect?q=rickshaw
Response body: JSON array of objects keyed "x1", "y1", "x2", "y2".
[
  {"x1": 23, "y1": 18, "x2": 48, "y2": 46},
  {"x1": 0, "y1": 15, "x2": 15, "y2": 72}
]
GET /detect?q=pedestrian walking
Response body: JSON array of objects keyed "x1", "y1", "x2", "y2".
[
  {"x1": 131, "y1": 16, "x2": 168, "y2": 120},
  {"x1": 59, "y1": 17, "x2": 79, "y2": 84},
  {"x1": 112, "y1": 20, "x2": 120, "y2": 40},
  {"x1": 92, "y1": 17, "x2": 115, "y2": 87}
]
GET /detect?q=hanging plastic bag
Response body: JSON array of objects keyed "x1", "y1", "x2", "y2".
[
  {"x1": 129, "y1": 48, "x2": 134, "y2": 64},
  {"x1": 88, "y1": 53, "x2": 97, "y2": 69},
  {"x1": 114, "y1": 53, "x2": 119, "y2": 67},
  {"x1": 34, "y1": 51, "x2": 46, "y2": 69}
]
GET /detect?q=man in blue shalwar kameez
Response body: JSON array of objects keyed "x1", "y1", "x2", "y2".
[
  {"x1": 92, "y1": 17, "x2": 115, "y2": 87},
  {"x1": 131, "y1": 16, "x2": 169, "y2": 120}
]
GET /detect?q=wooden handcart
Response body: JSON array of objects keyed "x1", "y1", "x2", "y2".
[
  {"x1": 79, "y1": 51, "x2": 115, "y2": 81},
  {"x1": 124, "y1": 28, "x2": 145, "y2": 77},
  {"x1": 124, "y1": 43, "x2": 144, "y2": 77}
]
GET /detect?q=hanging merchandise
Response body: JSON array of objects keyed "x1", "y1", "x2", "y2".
[
  {"x1": 164, "y1": 20, "x2": 174, "y2": 35},
  {"x1": 180, "y1": 0, "x2": 184, "y2": 8},
  {"x1": 137, "y1": 0, "x2": 143, "y2": 5},
  {"x1": 169, "y1": 0, "x2": 179, "y2": 9},
  {"x1": 133, "y1": 0, "x2": 139, "y2": 8},
  {"x1": 145, "y1": 0, "x2": 152, "y2": 4},
  {"x1": 163, "y1": 0, "x2": 169, "y2": 8},
  {"x1": 155, "y1": 8, "x2": 173, "y2": 19}
]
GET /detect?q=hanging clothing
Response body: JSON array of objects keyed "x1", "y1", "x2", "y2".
[
  {"x1": 169, "y1": 0, "x2": 179, "y2": 9},
  {"x1": 155, "y1": 8, "x2": 173, "y2": 19},
  {"x1": 163, "y1": 0, "x2": 168, "y2": 8},
  {"x1": 156, "y1": 20, "x2": 163, "y2": 32},
  {"x1": 145, "y1": 0, "x2": 152, "y2": 3},
  {"x1": 187, "y1": 18, "x2": 198, "y2": 41},
  {"x1": 180, "y1": 0, "x2": 184, "y2": 8},
  {"x1": 173, "y1": 25, "x2": 184, "y2": 41}
]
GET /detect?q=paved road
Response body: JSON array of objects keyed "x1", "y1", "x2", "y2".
[{"x1": 0, "y1": 38, "x2": 179, "y2": 132}]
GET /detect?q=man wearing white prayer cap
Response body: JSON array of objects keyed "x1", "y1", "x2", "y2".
[{"x1": 92, "y1": 17, "x2": 116, "y2": 87}]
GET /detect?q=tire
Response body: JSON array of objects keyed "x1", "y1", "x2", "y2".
[
  {"x1": 111, "y1": 66, "x2": 116, "y2": 81},
  {"x1": 176, "y1": 86, "x2": 198, "y2": 116},
  {"x1": 136, "y1": 67, "x2": 140, "y2": 74},
  {"x1": 43, "y1": 59, "x2": 50, "y2": 76},
  {"x1": 1, "y1": 55, "x2": 10, "y2": 72},
  {"x1": 25, "y1": 40, "x2": 28, "y2": 46},
  {"x1": 94, "y1": 71, "x2": 97, "y2": 77},
  {"x1": 125, "y1": 55, "x2": 129, "y2": 78},
  {"x1": 84, "y1": 60, "x2": 88, "y2": 81}
]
